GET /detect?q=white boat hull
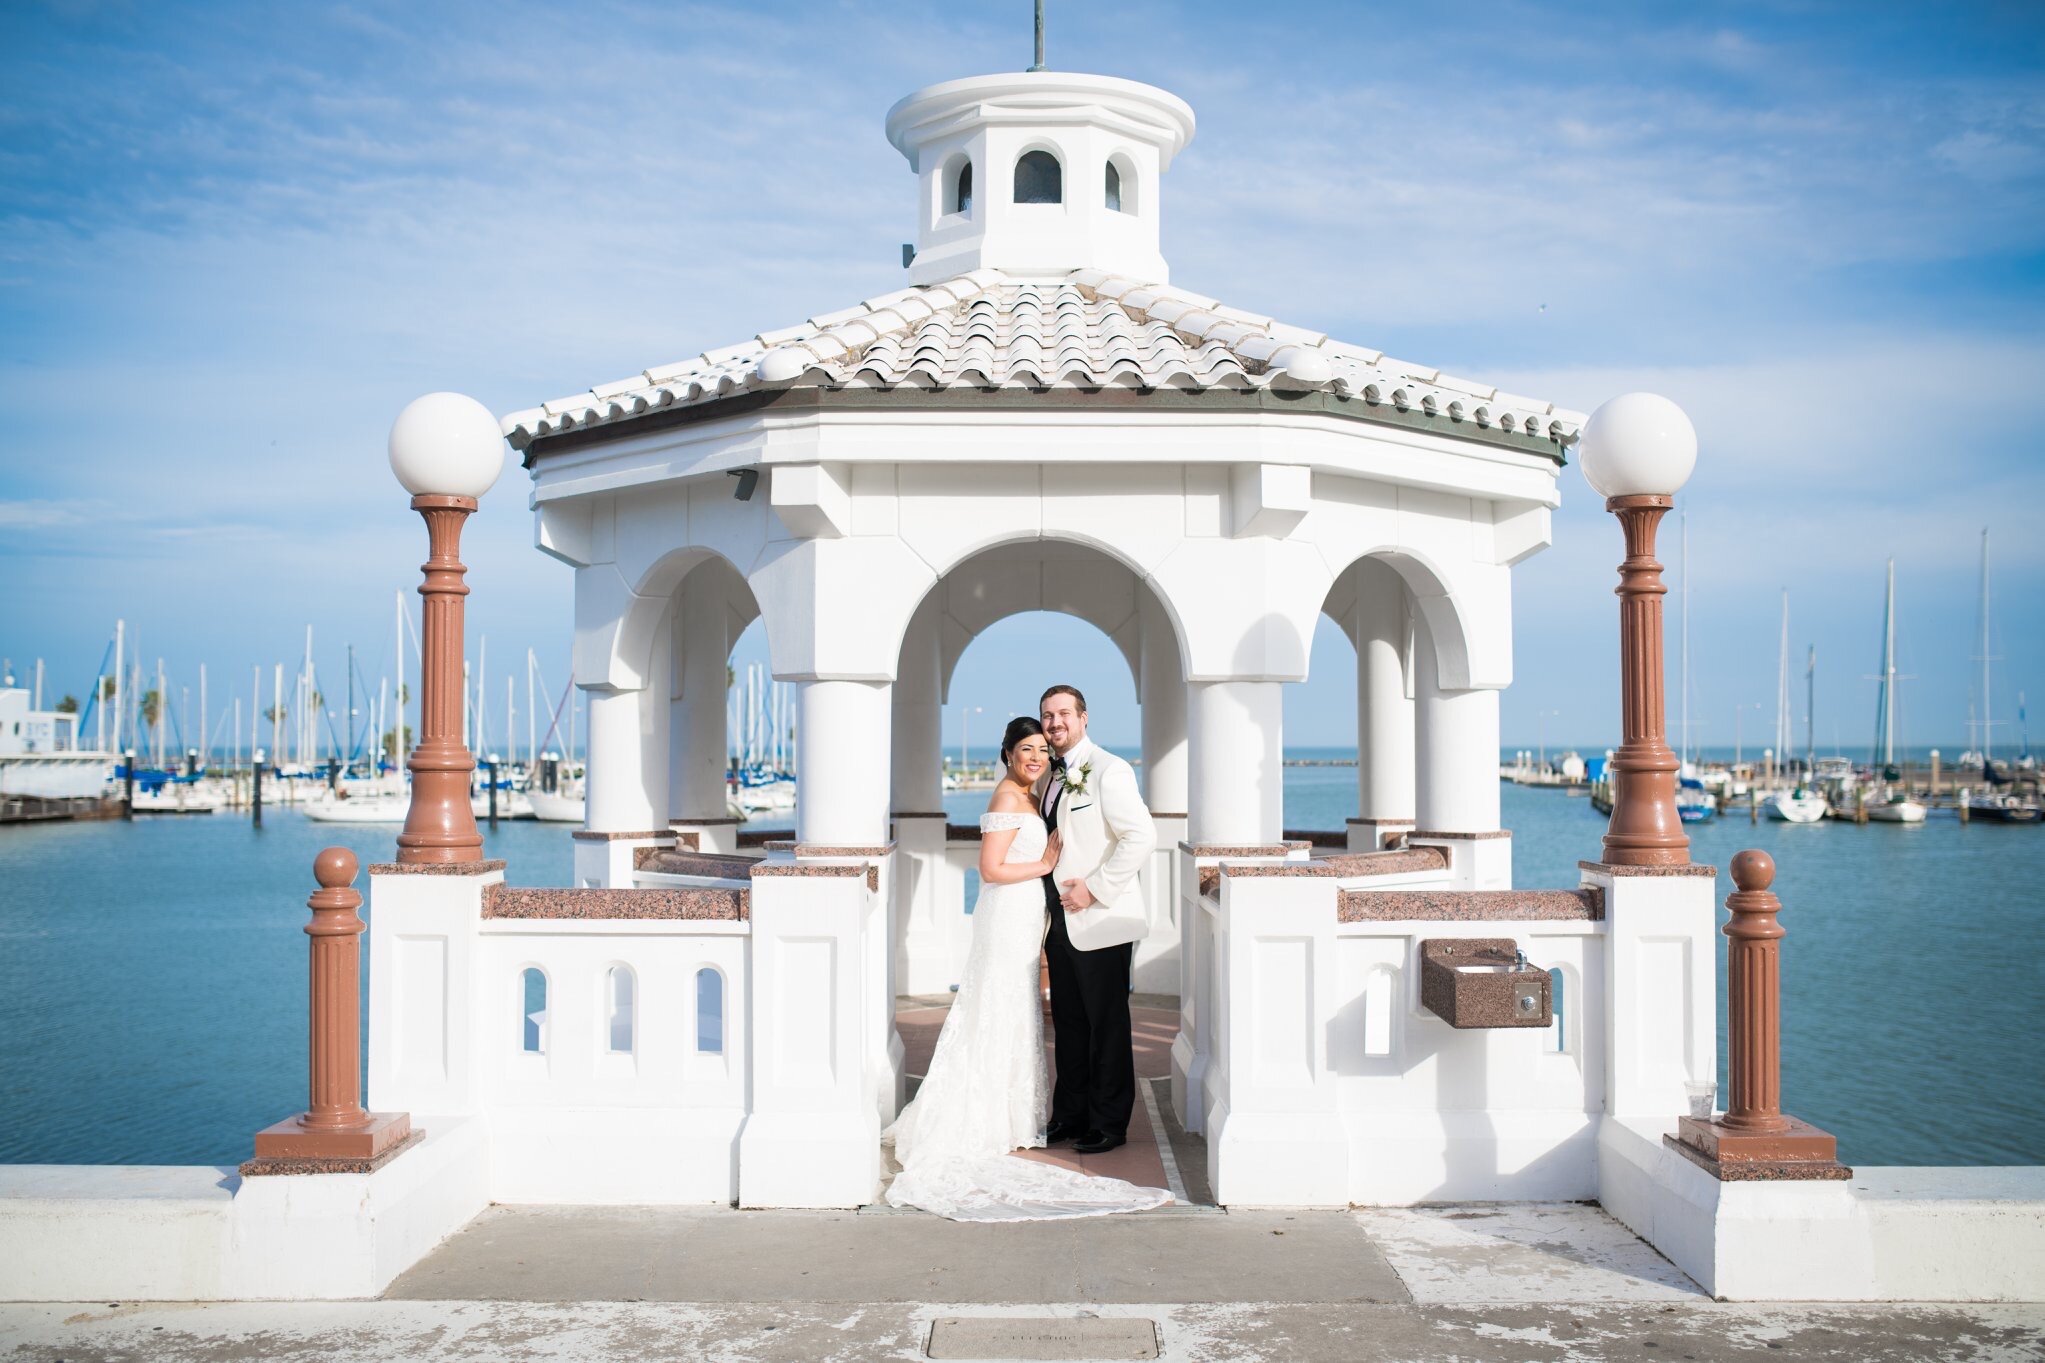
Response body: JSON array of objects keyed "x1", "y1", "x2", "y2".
[
  {"x1": 130, "y1": 787, "x2": 222, "y2": 815},
  {"x1": 301, "y1": 795, "x2": 411, "y2": 824},
  {"x1": 526, "y1": 788, "x2": 586, "y2": 823},
  {"x1": 1765, "y1": 792, "x2": 1829, "y2": 823},
  {"x1": 1867, "y1": 800, "x2": 1927, "y2": 823}
]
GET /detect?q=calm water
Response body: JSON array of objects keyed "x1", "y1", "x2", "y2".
[{"x1": 2, "y1": 757, "x2": 2040, "y2": 1167}]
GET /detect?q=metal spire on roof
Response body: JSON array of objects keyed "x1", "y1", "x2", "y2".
[{"x1": 1027, "y1": 0, "x2": 1046, "y2": 72}]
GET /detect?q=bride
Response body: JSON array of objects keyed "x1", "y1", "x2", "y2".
[{"x1": 883, "y1": 716, "x2": 1170, "y2": 1221}]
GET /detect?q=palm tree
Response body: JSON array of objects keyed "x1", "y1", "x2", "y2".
[{"x1": 55, "y1": 695, "x2": 78, "y2": 714}]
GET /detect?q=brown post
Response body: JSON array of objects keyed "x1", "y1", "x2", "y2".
[
  {"x1": 396, "y1": 494, "x2": 484, "y2": 864},
  {"x1": 1671, "y1": 849, "x2": 1846, "y2": 1179},
  {"x1": 1599, "y1": 494, "x2": 1689, "y2": 866},
  {"x1": 251, "y1": 848, "x2": 411, "y2": 1163},
  {"x1": 1720, "y1": 849, "x2": 1789, "y2": 1134}
]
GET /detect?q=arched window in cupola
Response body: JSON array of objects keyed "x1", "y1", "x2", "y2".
[
  {"x1": 1105, "y1": 153, "x2": 1137, "y2": 214},
  {"x1": 944, "y1": 155, "x2": 973, "y2": 216},
  {"x1": 1014, "y1": 149, "x2": 1063, "y2": 204}
]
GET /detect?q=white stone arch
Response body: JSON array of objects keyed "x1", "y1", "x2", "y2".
[
  {"x1": 1104, "y1": 148, "x2": 1140, "y2": 215},
  {"x1": 1011, "y1": 140, "x2": 1068, "y2": 205},
  {"x1": 1317, "y1": 544, "x2": 1485, "y2": 692}
]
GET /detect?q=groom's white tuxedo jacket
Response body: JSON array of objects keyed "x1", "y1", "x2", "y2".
[{"x1": 1039, "y1": 736, "x2": 1157, "y2": 951}]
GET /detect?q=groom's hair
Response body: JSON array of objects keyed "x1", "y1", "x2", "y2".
[{"x1": 1039, "y1": 684, "x2": 1087, "y2": 714}]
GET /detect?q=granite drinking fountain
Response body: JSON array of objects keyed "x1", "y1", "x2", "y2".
[{"x1": 1418, "y1": 938, "x2": 1553, "y2": 1029}]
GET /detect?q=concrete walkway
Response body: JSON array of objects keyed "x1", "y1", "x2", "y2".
[{"x1": 5, "y1": 1204, "x2": 2040, "y2": 1361}]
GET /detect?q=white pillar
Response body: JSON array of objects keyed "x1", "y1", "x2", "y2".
[
  {"x1": 890, "y1": 599, "x2": 943, "y2": 814},
  {"x1": 668, "y1": 585, "x2": 731, "y2": 823},
  {"x1": 1355, "y1": 569, "x2": 1415, "y2": 835},
  {"x1": 1139, "y1": 595, "x2": 1188, "y2": 814},
  {"x1": 1415, "y1": 641, "x2": 1500, "y2": 834},
  {"x1": 795, "y1": 679, "x2": 892, "y2": 846},
  {"x1": 584, "y1": 686, "x2": 666, "y2": 831},
  {"x1": 1188, "y1": 679, "x2": 1283, "y2": 845}
]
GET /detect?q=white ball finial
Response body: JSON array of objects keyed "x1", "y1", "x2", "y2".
[
  {"x1": 1578, "y1": 392, "x2": 1697, "y2": 499},
  {"x1": 388, "y1": 392, "x2": 507, "y2": 499}
]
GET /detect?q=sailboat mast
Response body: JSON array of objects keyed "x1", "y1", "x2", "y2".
[
  {"x1": 1806, "y1": 645, "x2": 1817, "y2": 772},
  {"x1": 1882, "y1": 558, "x2": 1896, "y2": 767},
  {"x1": 1979, "y1": 528, "x2": 1993, "y2": 764},
  {"x1": 1680, "y1": 513, "x2": 1690, "y2": 769},
  {"x1": 200, "y1": 664, "x2": 208, "y2": 767},
  {"x1": 392, "y1": 592, "x2": 404, "y2": 772},
  {"x1": 1774, "y1": 592, "x2": 1789, "y2": 765}
]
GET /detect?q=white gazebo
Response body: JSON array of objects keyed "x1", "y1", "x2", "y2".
[
  {"x1": 306, "y1": 58, "x2": 1635, "y2": 1220},
  {"x1": 509, "y1": 68, "x2": 1572, "y2": 954}
]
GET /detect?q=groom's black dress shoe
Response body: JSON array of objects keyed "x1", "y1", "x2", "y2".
[
  {"x1": 1044, "y1": 1120, "x2": 1087, "y2": 1146},
  {"x1": 1074, "y1": 1130, "x2": 1126, "y2": 1155}
]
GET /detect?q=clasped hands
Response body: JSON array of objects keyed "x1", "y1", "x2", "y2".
[{"x1": 1040, "y1": 831, "x2": 1094, "y2": 913}]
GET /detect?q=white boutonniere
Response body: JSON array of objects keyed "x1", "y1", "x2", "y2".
[{"x1": 1059, "y1": 761, "x2": 1093, "y2": 797}]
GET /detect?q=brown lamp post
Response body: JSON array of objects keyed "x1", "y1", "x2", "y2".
[
  {"x1": 387, "y1": 392, "x2": 507, "y2": 865},
  {"x1": 1577, "y1": 392, "x2": 1698, "y2": 868}
]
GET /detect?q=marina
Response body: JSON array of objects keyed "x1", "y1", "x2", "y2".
[{"x1": 3, "y1": 4, "x2": 2042, "y2": 1353}]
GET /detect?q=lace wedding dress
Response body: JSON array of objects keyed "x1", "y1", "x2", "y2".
[{"x1": 883, "y1": 810, "x2": 1171, "y2": 1221}]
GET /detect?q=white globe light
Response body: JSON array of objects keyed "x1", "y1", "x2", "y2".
[
  {"x1": 1577, "y1": 392, "x2": 1697, "y2": 499},
  {"x1": 388, "y1": 392, "x2": 507, "y2": 498}
]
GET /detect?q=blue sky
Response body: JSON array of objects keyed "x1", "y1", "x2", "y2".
[{"x1": 3, "y1": 1, "x2": 2041, "y2": 757}]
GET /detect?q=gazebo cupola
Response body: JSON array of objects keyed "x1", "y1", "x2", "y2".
[{"x1": 886, "y1": 72, "x2": 1194, "y2": 286}]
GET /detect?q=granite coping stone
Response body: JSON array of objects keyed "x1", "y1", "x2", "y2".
[
  {"x1": 1348, "y1": 816, "x2": 1416, "y2": 825},
  {"x1": 238, "y1": 1127, "x2": 426, "y2": 1178},
  {"x1": 1219, "y1": 846, "x2": 1451, "y2": 879},
  {"x1": 1413, "y1": 829, "x2": 1513, "y2": 841},
  {"x1": 1284, "y1": 827, "x2": 1350, "y2": 849},
  {"x1": 1578, "y1": 859, "x2": 1718, "y2": 878},
  {"x1": 367, "y1": 859, "x2": 507, "y2": 877},
  {"x1": 1179, "y1": 841, "x2": 1313, "y2": 857},
  {"x1": 638, "y1": 849, "x2": 763, "y2": 877},
  {"x1": 571, "y1": 829, "x2": 677, "y2": 843},
  {"x1": 670, "y1": 816, "x2": 742, "y2": 826},
  {"x1": 482, "y1": 884, "x2": 748, "y2": 921},
  {"x1": 1200, "y1": 846, "x2": 1450, "y2": 898},
  {"x1": 1339, "y1": 888, "x2": 1603, "y2": 923}
]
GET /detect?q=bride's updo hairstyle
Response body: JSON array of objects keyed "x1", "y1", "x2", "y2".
[{"x1": 998, "y1": 716, "x2": 1047, "y2": 770}]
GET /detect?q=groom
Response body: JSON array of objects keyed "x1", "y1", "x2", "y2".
[{"x1": 1037, "y1": 684, "x2": 1156, "y2": 1156}]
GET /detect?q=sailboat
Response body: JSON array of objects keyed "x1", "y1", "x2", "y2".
[
  {"x1": 1762, "y1": 593, "x2": 1828, "y2": 823},
  {"x1": 1864, "y1": 559, "x2": 1926, "y2": 823}
]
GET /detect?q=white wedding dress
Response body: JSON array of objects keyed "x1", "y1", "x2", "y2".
[{"x1": 883, "y1": 810, "x2": 1171, "y2": 1221}]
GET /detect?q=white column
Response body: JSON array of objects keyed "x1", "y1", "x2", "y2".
[
  {"x1": 668, "y1": 585, "x2": 731, "y2": 823},
  {"x1": 890, "y1": 599, "x2": 943, "y2": 814},
  {"x1": 1188, "y1": 679, "x2": 1283, "y2": 845},
  {"x1": 1355, "y1": 570, "x2": 1415, "y2": 830},
  {"x1": 1139, "y1": 595, "x2": 1188, "y2": 814},
  {"x1": 795, "y1": 679, "x2": 892, "y2": 846},
  {"x1": 584, "y1": 686, "x2": 665, "y2": 831},
  {"x1": 1415, "y1": 642, "x2": 1500, "y2": 834}
]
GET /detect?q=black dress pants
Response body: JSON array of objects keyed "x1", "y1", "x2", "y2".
[{"x1": 1042, "y1": 873, "x2": 1136, "y2": 1137}]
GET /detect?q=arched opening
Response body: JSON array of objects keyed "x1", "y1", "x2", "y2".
[
  {"x1": 1013, "y1": 149, "x2": 1063, "y2": 204},
  {"x1": 889, "y1": 538, "x2": 1186, "y2": 1003},
  {"x1": 1104, "y1": 153, "x2": 1137, "y2": 214},
  {"x1": 943, "y1": 154, "x2": 973, "y2": 217},
  {"x1": 520, "y1": 967, "x2": 548, "y2": 1054},
  {"x1": 606, "y1": 964, "x2": 635, "y2": 1053},
  {"x1": 696, "y1": 966, "x2": 725, "y2": 1053}
]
